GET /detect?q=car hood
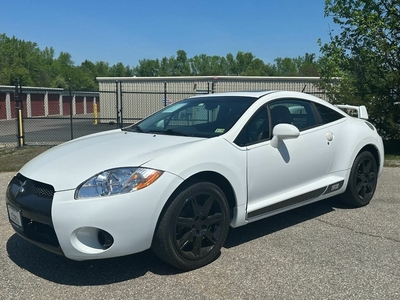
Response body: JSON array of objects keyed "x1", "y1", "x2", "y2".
[{"x1": 19, "y1": 129, "x2": 203, "y2": 191}]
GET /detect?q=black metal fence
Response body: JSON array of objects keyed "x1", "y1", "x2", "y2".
[
  {"x1": 1, "y1": 76, "x2": 334, "y2": 148},
  {"x1": 1, "y1": 82, "x2": 101, "y2": 147},
  {"x1": 0, "y1": 81, "x2": 217, "y2": 148},
  {"x1": 116, "y1": 81, "x2": 216, "y2": 126}
]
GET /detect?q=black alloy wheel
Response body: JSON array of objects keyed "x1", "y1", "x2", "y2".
[
  {"x1": 341, "y1": 151, "x2": 378, "y2": 207},
  {"x1": 152, "y1": 182, "x2": 230, "y2": 270}
]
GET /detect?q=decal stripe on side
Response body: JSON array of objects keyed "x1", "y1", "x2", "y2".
[
  {"x1": 323, "y1": 180, "x2": 344, "y2": 195},
  {"x1": 247, "y1": 180, "x2": 344, "y2": 219},
  {"x1": 248, "y1": 187, "x2": 326, "y2": 218}
]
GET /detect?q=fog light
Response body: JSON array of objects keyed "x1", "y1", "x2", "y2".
[{"x1": 97, "y1": 230, "x2": 114, "y2": 249}]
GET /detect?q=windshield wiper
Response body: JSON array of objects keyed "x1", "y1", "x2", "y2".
[
  {"x1": 131, "y1": 124, "x2": 146, "y2": 133},
  {"x1": 148, "y1": 128, "x2": 189, "y2": 136},
  {"x1": 165, "y1": 129, "x2": 189, "y2": 136}
]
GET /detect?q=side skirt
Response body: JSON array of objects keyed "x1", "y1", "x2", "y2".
[{"x1": 247, "y1": 180, "x2": 344, "y2": 220}]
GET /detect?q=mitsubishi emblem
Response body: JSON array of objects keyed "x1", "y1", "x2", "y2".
[{"x1": 19, "y1": 180, "x2": 27, "y2": 194}]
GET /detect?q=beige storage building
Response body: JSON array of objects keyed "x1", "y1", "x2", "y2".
[{"x1": 96, "y1": 76, "x2": 325, "y2": 123}]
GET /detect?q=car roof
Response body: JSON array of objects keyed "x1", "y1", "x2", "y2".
[
  {"x1": 191, "y1": 90, "x2": 339, "y2": 108},
  {"x1": 192, "y1": 90, "x2": 278, "y2": 99}
]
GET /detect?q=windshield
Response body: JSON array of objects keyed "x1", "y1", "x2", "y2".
[{"x1": 128, "y1": 96, "x2": 257, "y2": 138}]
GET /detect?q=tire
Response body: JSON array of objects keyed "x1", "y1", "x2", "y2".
[
  {"x1": 152, "y1": 182, "x2": 230, "y2": 271},
  {"x1": 340, "y1": 151, "x2": 378, "y2": 207}
]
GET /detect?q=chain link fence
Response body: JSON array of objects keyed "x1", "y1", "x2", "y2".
[
  {"x1": 0, "y1": 84, "x2": 109, "y2": 147},
  {"x1": 1, "y1": 77, "x2": 326, "y2": 148}
]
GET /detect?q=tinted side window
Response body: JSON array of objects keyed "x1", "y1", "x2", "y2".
[
  {"x1": 269, "y1": 99, "x2": 318, "y2": 131},
  {"x1": 235, "y1": 107, "x2": 269, "y2": 146},
  {"x1": 314, "y1": 103, "x2": 345, "y2": 124}
]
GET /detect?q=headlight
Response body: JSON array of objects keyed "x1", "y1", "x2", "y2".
[{"x1": 75, "y1": 167, "x2": 163, "y2": 199}]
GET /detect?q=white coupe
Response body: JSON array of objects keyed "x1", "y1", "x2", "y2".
[{"x1": 6, "y1": 91, "x2": 384, "y2": 270}]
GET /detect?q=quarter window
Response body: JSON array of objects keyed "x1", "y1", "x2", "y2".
[{"x1": 314, "y1": 103, "x2": 345, "y2": 124}]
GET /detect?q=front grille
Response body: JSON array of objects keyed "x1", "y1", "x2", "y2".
[
  {"x1": 6, "y1": 173, "x2": 61, "y2": 254},
  {"x1": 11, "y1": 173, "x2": 55, "y2": 202},
  {"x1": 34, "y1": 183, "x2": 54, "y2": 198}
]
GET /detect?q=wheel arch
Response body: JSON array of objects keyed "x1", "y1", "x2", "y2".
[
  {"x1": 186, "y1": 171, "x2": 237, "y2": 218},
  {"x1": 340, "y1": 144, "x2": 380, "y2": 207},
  {"x1": 356, "y1": 144, "x2": 381, "y2": 169},
  {"x1": 341, "y1": 143, "x2": 382, "y2": 192},
  {"x1": 152, "y1": 171, "x2": 237, "y2": 243}
]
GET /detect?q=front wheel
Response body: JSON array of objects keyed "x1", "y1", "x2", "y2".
[
  {"x1": 340, "y1": 151, "x2": 378, "y2": 207},
  {"x1": 152, "y1": 182, "x2": 230, "y2": 271}
]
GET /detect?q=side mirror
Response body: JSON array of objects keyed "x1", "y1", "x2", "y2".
[{"x1": 271, "y1": 124, "x2": 300, "y2": 148}]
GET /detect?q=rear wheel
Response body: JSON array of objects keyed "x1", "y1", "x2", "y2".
[
  {"x1": 152, "y1": 182, "x2": 230, "y2": 270},
  {"x1": 341, "y1": 151, "x2": 378, "y2": 207}
]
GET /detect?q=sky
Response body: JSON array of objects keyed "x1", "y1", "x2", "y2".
[{"x1": 0, "y1": 0, "x2": 339, "y2": 67}]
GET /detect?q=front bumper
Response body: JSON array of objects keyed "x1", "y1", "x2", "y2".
[
  {"x1": 6, "y1": 172, "x2": 183, "y2": 261},
  {"x1": 6, "y1": 174, "x2": 63, "y2": 255}
]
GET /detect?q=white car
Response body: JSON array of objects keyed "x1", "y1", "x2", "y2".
[{"x1": 6, "y1": 91, "x2": 384, "y2": 270}]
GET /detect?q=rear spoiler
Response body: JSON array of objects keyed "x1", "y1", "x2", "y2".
[{"x1": 335, "y1": 105, "x2": 368, "y2": 120}]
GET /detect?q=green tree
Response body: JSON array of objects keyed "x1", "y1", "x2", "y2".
[
  {"x1": 319, "y1": 0, "x2": 400, "y2": 139},
  {"x1": 174, "y1": 50, "x2": 191, "y2": 75},
  {"x1": 76, "y1": 60, "x2": 98, "y2": 90},
  {"x1": 0, "y1": 34, "x2": 42, "y2": 86},
  {"x1": 109, "y1": 62, "x2": 130, "y2": 77},
  {"x1": 225, "y1": 53, "x2": 237, "y2": 75},
  {"x1": 94, "y1": 61, "x2": 110, "y2": 77},
  {"x1": 154, "y1": 50, "x2": 191, "y2": 76},
  {"x1": 190, "y1": 54, "x2": 228, "y2": 75},
  {"x1": 50, "y1": 52, "x2": 75, "y2": 88},
  {"x1": 241, "y1": 58, "x2": 266, "y2": 76},
  {"x1": 296, "y1": 53, "x2": 320, "y2": 77},
  {"x1": 133, "y1": 59, "x2": 160, "y2": 76},
  {"x1": 235, "y1": 51, "x2": 255, "y2": 75},
  {"x1": 274, "y1": 57, "x2": 298, "y2": 76},
  {"x1": 36, "y1": 46, "x2": 56, "y2": 86},
  {"x1": 207, "y1": 55, "x2": 228, "y2": 75},
  {"x1": 0, "y1": 32, "x2": 329, "y2": 93},
  {"x1": 159, "y1": 57, "x2": 174, "y2": 76}
]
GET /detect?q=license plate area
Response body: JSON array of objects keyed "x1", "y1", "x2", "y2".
[{"x1": 7, "y1": 204, "x2": 23, "y2": 228}]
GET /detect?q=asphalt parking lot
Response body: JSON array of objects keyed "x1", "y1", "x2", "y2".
[{"x1": 1, "y1": 169, "x2": 399, "y2": 300}]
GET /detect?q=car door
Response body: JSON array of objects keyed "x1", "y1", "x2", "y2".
[{"x1": 243, "y1": 98, "x2": 337, "y2": 220}]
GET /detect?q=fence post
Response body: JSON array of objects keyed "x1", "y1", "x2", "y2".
[
  {"x1": 115, "y1": 80, "x2": 120, "y2": 128},
  {"x1": 119, "y1": 81, "x2": 123, "y2": 128},
  {"x1": 69, "y1": 79, "x2": 74, "y2": 140},
  {"x1": 15, "y1": 79, "x2": 24, "y2": 147},
  {"x1": 93, "y1": 101, "x2": 98, "y2": 125},
  {"x1": 164, "y1": 81, "x2": 167, "y2": 106}
]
